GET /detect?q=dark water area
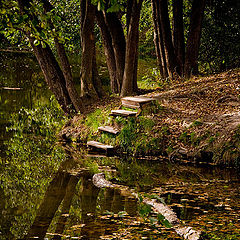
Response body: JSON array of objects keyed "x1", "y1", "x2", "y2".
[
  {"x1": 0, "y1": 52, "x2": 52, "y2": 156},
  {"x1": 0, "y1": 53, "x2": 240, "y2": 239}
]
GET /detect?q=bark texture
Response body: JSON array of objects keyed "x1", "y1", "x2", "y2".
[
  {"x1": 158, "y1": 0, "x2": 178, "y2": 76},
  {"x1": 104, "y1": 12, "x2": 126, "y2": 92},
  {"x1": 30, "y1": 39, "x2": 74, "y2": 113},
  {"x1": 96, "y1": 11, "x2": 119, "y2": 93},
  {"x1": 173, "y1": 0, "x2": 185, "y2": 75},
  {"x1": 121, "y1": 0, "x2": 143, "y2": 97},
  {"x1": 152, "y1": 0, "x2": 206, "y2": 79},
  {"x1": 185, "y1": 0, "x2": 206, "y2": 78},
  {"x1": 151, "y1": 0, "x2": 168, "y2": 78},
  {"x1": 80, "y1": 0, "x2": 99, "y2": 99}
]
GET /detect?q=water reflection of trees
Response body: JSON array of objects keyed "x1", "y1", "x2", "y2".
[{"x1": 25, "y1": 151, "x2": 139, "y2": 239}]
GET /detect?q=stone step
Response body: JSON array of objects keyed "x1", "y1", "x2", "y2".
[
  {"x1": 121, "y1": 96, "x2": 155, "y2": 109},
  {"x1": 110, "y1": 109, "x2": 137, "y2": 117},
  {"x1": 87, "y1": 141, "x2": 114, "y2": 156},
  {"x1": 98, "y1": 126, "x2": 120, "y2": 135},
  {"x1": 87, "y1": 153, "x2": 110, "y2": 158}
]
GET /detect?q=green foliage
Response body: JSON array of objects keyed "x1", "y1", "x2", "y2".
[
  {"x1": 138, "y1": 202, "x2": 152, "y2": 218},
  {"x1": 190, "y1": 120, "x2": 203, "y2": 127},
  {"x1": 7, "y1": 96, "x2": 67, "y2": 138},
  {"x1": 78, "y1": 103, "x2": 166, "y2": 156},
  {"x1": 0, "y1": 0, "x2": 81, "y2": 51},
  {"x1": 139, "y1": 0, "x2": 155, "y2": 58},
  {"x1": 199, "y1": 0, "x2": 240, "y2": 73},
  {"x1": 116, "y1": 116, "x2": 165, "y2": 156},
  {"x1": 85, "y1": 108, "x2": 111, "y2": 133},
  {"x1": 138, "y1": 194, "x2": 172, "y2": 229},
  {"x1": 179, "y1": 131, "x2": 204, "y2": 147},
  {"x1": 157, "y1": 214, "x2": 172, "y2": 228},
  {"x1": 138, "y1": 67, "x2": 172, "y2": 90},
  {"x1": 0, "y1": 98, "x2": 68, "y2": 239}
]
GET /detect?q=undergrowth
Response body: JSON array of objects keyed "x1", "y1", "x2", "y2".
[{"x1": 73, "y1": 103, "x2": 168, "y2": 156}]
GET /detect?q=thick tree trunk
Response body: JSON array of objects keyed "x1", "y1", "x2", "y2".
[
  {"x1": 173, "y1": 0, "x2": 185, "y2": 76},
  {"x1": 104, "y1": 12, "x2": 126, "y2": 91},
  {"x1": 185, "y1": 0, "x2": 206, "y2": 79},
  {"x1": 54, "y1": 39, "x2": 84, "y2": 113},
  {"x1": 96, "y1": 11, "x2": 119, "y2": 93},
  {"x1": 29, "y1": 38, "x2": 73, "y2": 113},
  {"x1": 158, "y1": 0, "x2": 178, "y2": 76},
  {"x1": 80, "y1": 0, "x2": 101, "y2": 99},
  {"x1": 92, "y1": 42, "x2": 105, "y2": 98},
  {"x1": 151, "y1": 0, "x2": 168, "y2": 78},
  {"x1": 121, "y1": 0, "x2": 143, "y2": 97},
  {"x1": 41, "y1": 0, "x2": 84, "y2": 112}
]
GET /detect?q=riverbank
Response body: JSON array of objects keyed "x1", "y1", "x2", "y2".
[{"x1": 60, "y1": 69, "x2": 240, "y2": 168}]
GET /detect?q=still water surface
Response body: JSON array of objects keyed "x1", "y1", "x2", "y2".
[{"x1": 0, "y1": 53, "x2": 239, "y2": 239}]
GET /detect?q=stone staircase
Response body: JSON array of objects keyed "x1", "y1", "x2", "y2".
[{"x1": 87, "y1": 96, "x2": 156, "y2": 156}]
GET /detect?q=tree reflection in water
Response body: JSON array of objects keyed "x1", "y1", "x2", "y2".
[{"x1": 25, "y1": 152, "x2": 138, "y2": 239}]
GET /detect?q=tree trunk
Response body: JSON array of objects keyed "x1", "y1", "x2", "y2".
[
  {"x1": 151, "y1": 0, "x2": 168, "y2": 78},
  {"x1": 92, "y1": 173, "x2": 203, "y2": 240},
  {"x1": 54, "y1": 39, "x2": 84, "y2": 113},
  {"x1": 185, "y1": 0, "x2": 206, "y2": 79},
  {"x1": 92, "y1": 42, "x2": 105, "y2": 98},
  {"x1": 173, "y1": 0, "x2": 185, "y2": 76},
  {"x1": 121, "y1": 0, "x2": 143, "y2": 97},
  {"x1": 29, "y1": 38, "x2": 73, "y2": 113},
  {"x1": 80, "y1": 0, "x2": 101, "y2": 99},
  {"x1": 104, "y1": 12, "x2": 126, "y2": 91},
  {"x1": 96, "y1": 11, "x2": 119, "y2": 93},
  {"x1": 158, "y1": 0, "x2": 178, "y2": 76}
]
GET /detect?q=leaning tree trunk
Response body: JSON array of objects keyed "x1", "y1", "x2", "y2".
[
  {"x1": 121, "y1": 0, "x2": 143, "y2": 97},
  {"x1": 96, "y1": 11, "x2": 119, "y2": 93},
  {"x1": 54, "y1": 37, "x2": 84, "y2": 113},
  {"x1": 173, "y1": 0, "x2": 185, "y2": 76},
  {"x1": 80, "y1": 0, "x2": 102, "y2": 99},
  {"x1": 104, "y1": 12, "x2": 126, "y2": 92},
  {"x1": 41, "y1": 0, "x2": 84, "y2": 112},
  {"x1": 185, "y1": 0, "x2": 206, "y2": 79},
  {"x1": 30, "y1": 39, "x2": 73, "y2": 113}
]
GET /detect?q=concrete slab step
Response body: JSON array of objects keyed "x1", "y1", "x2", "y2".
[
  {"x1": 110, "y1": 109, "x2": 137, "y2": 117},
  {"x1": 121, "y1": 96, "x2": 155, "y2": 109},
  {"x1": 87, "y1": 153, "x2": 111, "y2": 158},
  {"x1": 87, "y1": 141, "x2": 114, "y2": 156},
  {"x1": 98, "y1": 126, "x2": 120, "y2": 135}
]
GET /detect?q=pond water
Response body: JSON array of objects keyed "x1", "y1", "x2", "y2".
[{"x1": 0, "y1": 53, "x2": 240, "y2": 240}]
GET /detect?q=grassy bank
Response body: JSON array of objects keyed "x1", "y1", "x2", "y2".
[{"x1": 60, "y1": 69, "x2": 240, "y2": 169}]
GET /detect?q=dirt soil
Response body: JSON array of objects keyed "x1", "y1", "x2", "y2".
[{"x1": 147, "y1": 69, "x2": 240, "y2": 166}]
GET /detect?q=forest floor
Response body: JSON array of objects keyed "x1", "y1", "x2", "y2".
[
  {"x1": 61, "y1": 69, "x2": 240, "y2": 167},
  {"x1": 146, "y1": 68, "x2": 240, "y2": 166}
]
